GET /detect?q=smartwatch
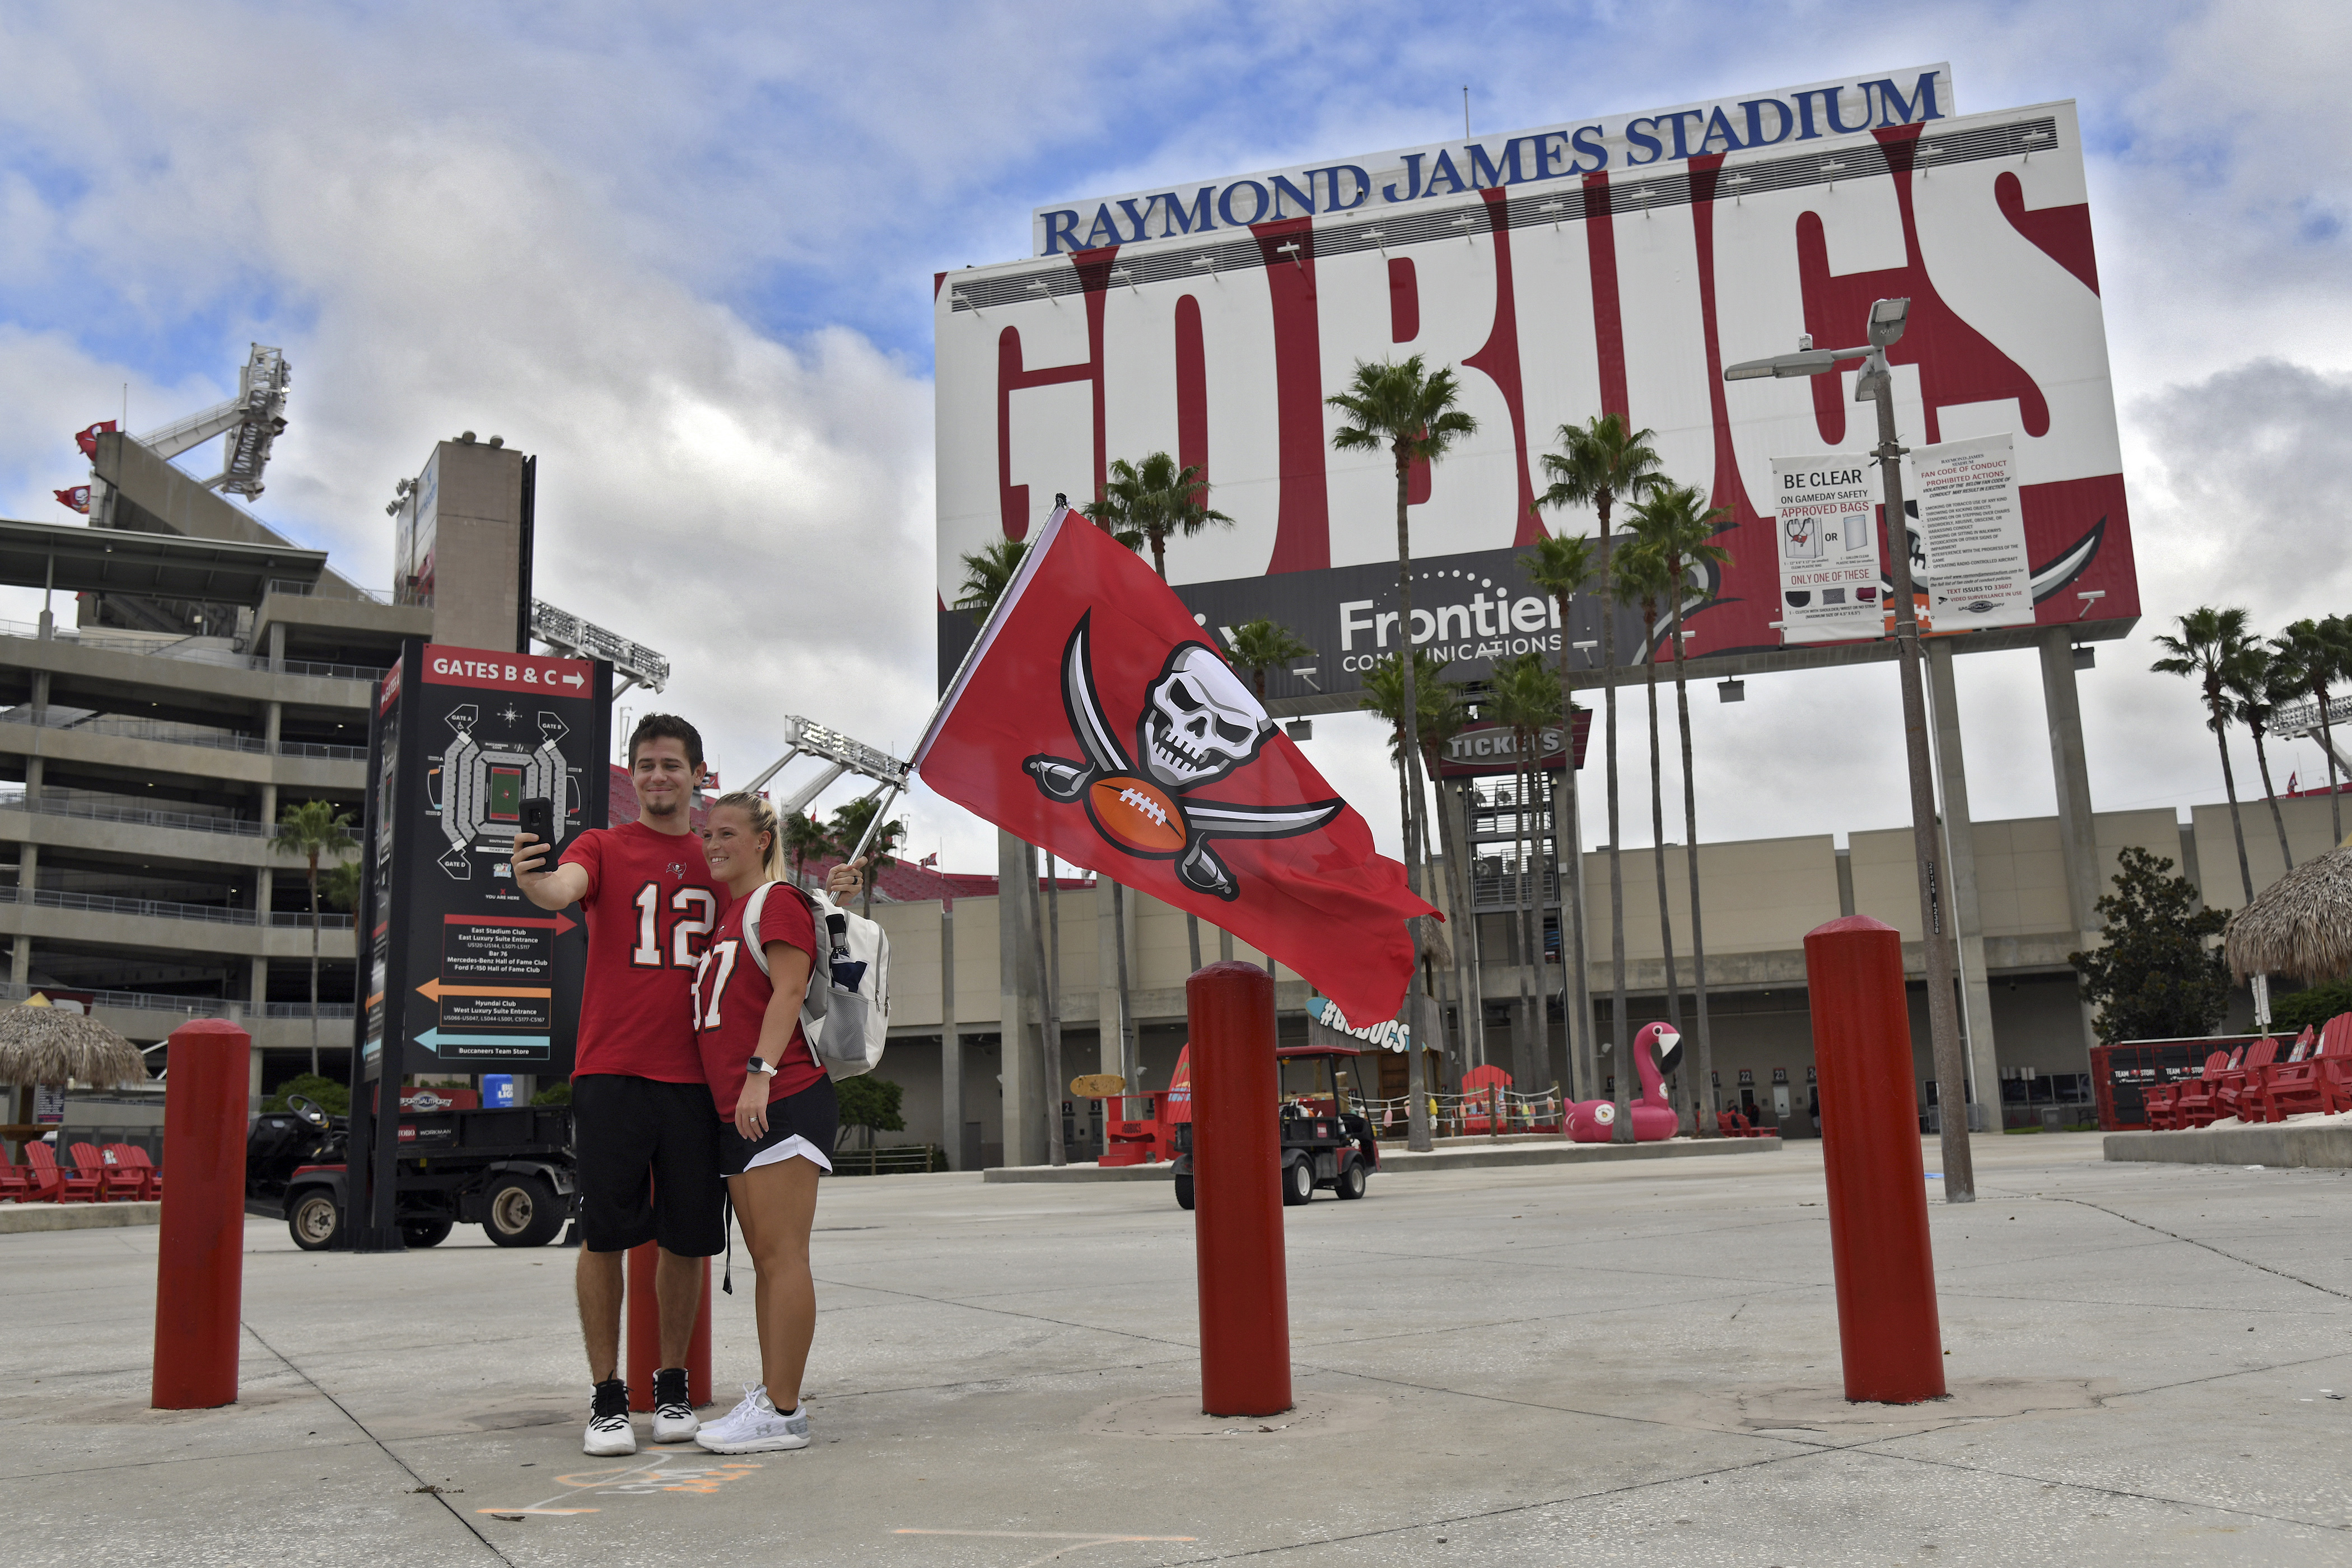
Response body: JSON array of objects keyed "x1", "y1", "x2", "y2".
[{"x1": 745, "y1": 1056, "x2": 778, "y2": 1077}]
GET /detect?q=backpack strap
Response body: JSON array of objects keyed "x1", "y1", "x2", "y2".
[{"x1": 746, "y1": 880, "x2": 828, "y2": 977}]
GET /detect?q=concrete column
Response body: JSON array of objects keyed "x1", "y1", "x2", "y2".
[
  {"x1": 1928, "y1": 641, "x2": 2000, "y2": 1132},
  {"x1": 268, "y1": 622, "x2": 286, "y2": 673},
  {"x1": 263, "y1": 701, "x2": 283, "y2": 755},
  {"x1": 2039, "y1": 627, "x2": 2103, "y2": 1058},
  {"x1": 941, "y1": 895, "x2": 962, "y2": 1171},
  {"x1": 995, "y1": 828, "x2": 1043, "y2": 1167},
  {"x1": 1095, "y1": 878, "x2": 1127, "y2": 1077}
]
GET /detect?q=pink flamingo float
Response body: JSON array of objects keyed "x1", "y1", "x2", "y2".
[{"x1": 1565, "y1": 1021, "x2": 1684, "y2": 1142}]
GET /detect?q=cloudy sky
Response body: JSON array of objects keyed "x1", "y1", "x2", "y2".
[{"x1": 1, "y1": 1, "x2": 2346, "y2": 880}]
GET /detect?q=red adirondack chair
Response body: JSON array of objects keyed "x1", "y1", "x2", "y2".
[
  {"x1": 2213, "y1": 1037, "x2": 2279, "y2": 1122},
  {"x1": 72, "y1": 1142, "x2": 146, "y2": 1201},
  {"x1": 0, "y1": 1162, "x2": 33, "y2": 1202},
  {"x1": 2149, "y1": 1050, "x2": 2229, "y2": 1129},
  {"x1": 2170, "y1": 1046, "x2": 2243, "y2": 1129},
  {"x1": 2246, "y1": 1014, "x2": 2352, "y2": 1122},
  {"x1": 1715, "y1": 1108, "x2": 1776, "y2": 1138},
  {"x1": 107, "y1": 1144, "x2": 163, "y2": 1201},
  {"x1": 24, "y1": 1142, "x2": 100, "y2": 1202}
]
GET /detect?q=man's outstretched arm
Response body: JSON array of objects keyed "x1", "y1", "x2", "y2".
[{"x1": 512, "y1": 832, "x2": 590, "y2": 911}]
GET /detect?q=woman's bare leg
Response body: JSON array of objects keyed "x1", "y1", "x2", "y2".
[{"x1": 727, "y1": 1156, "x2": 822, "y2": 1408}]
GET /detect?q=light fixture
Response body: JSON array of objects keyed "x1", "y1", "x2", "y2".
[
  {"x1": 1718, "y1": 678, "x2": 1746, "y2": 703},
  {"x1": 1284, "y1": 719, "x2": 1314, "y2": 742},
  {"x1": 1868, "y1": 296, "x2": 1910, "y2": 347},
  {"x1": 2071, "y1": 646, "x2": 2096, "y2": 671}
]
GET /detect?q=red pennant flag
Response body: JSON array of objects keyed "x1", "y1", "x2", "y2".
[
  {"x1": 74, "y1": 421, "x2": 117, "y2": 458},
  {"x1": 53, "y1": 486, "x2": 90, "y2": 514},
  {"x1": 914, "y1": 508, "x2": 1436, "y2": 1025}
]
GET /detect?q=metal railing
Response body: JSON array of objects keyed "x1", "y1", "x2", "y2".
[
  {"x1": 0, "y1": 708, "x2": 366, "y2": 760},
  {"x1": 0, "y1": 884, "x2": 353, "y2": 930},
  {"x1": 0, "y1": 979, "x2": 352, "y2": 1020},
  {"x1": 0, "y1": 792, "x2": 267, "y2": 838},
  {"x1": 0, "y1": 618, "x2": 384, "y2": 685}
]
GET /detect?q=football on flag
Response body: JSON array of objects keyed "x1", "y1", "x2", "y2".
[{"x1": 1089, "y1": 775, "x2": 1188, "y2": 856}]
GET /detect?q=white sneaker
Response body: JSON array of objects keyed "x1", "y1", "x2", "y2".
[
  {"x1": 696, "y1": 1393, "x2": 810, "y2": 1453},
  {"x1": 651, "y1": 1366, "x2": 699, "y2": 1443},
  {"x1": 584, "y1": 1378, "x2": 636, "y2": 1457},
  {"x1": 694, "y1": 1382, "x2": 771, "y2": 1448}
]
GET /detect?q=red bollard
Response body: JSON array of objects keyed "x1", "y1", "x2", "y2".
[
  {"x1": 1803, "y1": 916, "x2": 1946, "y2": 1403},
  {"x1": 152, "y1": 1018, "x2": 251, "y2": 1410},
  {"x1": 1187, "y1": 961, "x2": 1291, "y2": 1417},
  {"x1": 624, "y1": 1243, "x2": 712, "y2": 1411}
]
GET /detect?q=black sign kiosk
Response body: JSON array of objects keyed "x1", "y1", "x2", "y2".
[{"x1": 345, "y1": 641, "x2": 611, "y2": 1249}]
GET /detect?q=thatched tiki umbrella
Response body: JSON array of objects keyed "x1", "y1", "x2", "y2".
[
  {"x1": 0, "y1": 1000, "x2": 150, "y2": 1089},
  {"x1": 2223, "y1": 844, "x2": 2352, "y2": 983}
]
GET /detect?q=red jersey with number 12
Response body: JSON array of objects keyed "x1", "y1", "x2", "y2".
[{"x1": 559, "y1": 821, "x2": 726, "y2": 1081}]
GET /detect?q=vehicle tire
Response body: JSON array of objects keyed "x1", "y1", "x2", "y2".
[
  {"x1": 402, "y1": 1220, "x2": 453, "y2": 1248},
  {"x1": 1334, "y1": 1157, "x2": 1368, "y2": 1200},
  {"x1": 1174, "y1": 1174, "x2": 1195, "y2": 1211},
  {"x1": 287, "y1": 1189, "x2": 343, "y2": 1252},
  {"x1": 1281, "y1": 1156, "x2": 1314, "y2": 1206},
  {"x1": 482, "y1": 1175, "x2": 563, "y2": 1248}
]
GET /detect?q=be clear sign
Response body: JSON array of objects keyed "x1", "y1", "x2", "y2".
[{"x1": 1771, "y1": 457, "x2": 1882, "y2": 643}]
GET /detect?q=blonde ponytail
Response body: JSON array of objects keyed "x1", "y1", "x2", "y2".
[{"x1": 712, "y1": 790, "x2": 785, "y2": 883}]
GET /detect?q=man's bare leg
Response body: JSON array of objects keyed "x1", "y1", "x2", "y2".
[
  {"x1": 655, "y1": 1246, "x2": 704, "y2": 1369},
  {"x1": 577, "y1": 1247, "x2": 625, "y2": 1382}
]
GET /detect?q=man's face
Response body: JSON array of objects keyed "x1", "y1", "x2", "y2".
[{"x1": 632, "y1": 736, "x2": 703, "y2": 820}]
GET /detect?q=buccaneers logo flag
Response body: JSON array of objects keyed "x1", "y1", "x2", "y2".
[{"x1": 913, "y1": 506, "x2": 1436, "y2": 1026}]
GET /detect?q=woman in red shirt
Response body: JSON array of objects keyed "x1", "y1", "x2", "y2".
[{"x1": 687, "y1": 791, "x2": 846, "y2": 1454}]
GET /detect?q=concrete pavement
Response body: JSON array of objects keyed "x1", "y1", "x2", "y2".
[{"x1": 5, "y1": 1132, "x2": 2349, "y2": 1566}]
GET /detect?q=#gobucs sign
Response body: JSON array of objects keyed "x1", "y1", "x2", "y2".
[{"x1": 914, "y1": 507, "x2": 1435, "y2": 1025}]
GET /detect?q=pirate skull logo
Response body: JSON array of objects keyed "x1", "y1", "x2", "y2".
[
  {"x1": 1141, "y1": 645, "x2": 1271, "y2": 788},
  {"x1": 1024, "y1": 614, "x2": 1340, "y2": 902}
]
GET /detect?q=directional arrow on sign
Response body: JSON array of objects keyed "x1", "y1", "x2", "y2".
[
  {"x1": 559, "y1": 671, "x2": 585, "y2": 688},
  {"x1": 415, "y1": 1028, "x2": 552, "y2": 1052},
  {"x1": 416, "y1": 979, "x2": 553, "y2": 1002}
]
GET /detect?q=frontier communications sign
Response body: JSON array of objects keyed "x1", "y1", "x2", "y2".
[{"x1": 937, "y1": 63, "x2": 2136, "y2": 707}]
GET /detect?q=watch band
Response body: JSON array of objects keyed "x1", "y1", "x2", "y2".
[{"x1": 745, "y1": 1056, "x2": 778, "y2": 1077}]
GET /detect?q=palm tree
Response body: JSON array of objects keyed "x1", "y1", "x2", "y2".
[
  {"x1": 954, "y1": 539, "x2": 1028, "y2": 626},
  {"x1": 1627, "y1": 483, "x2": 1733, "y2": 1132},
  {"x1": 782, "y1": 811, "x2": 836, "y2": 889},
  {"x1": 1608, "y1": 539, "x2": 1683, "y2": 1094},
  {"x1": 1538, "y1": 414, "x2": 1666, "y2": 1142},
  {"x1": 1522, "y1": 530, "x2": 1598, "y2": 1100},
  {"x1": 1492, "y1": 654, "x2": 1562, "y2": 1091},
  {"x1": 1228, "y1": 618, "x2": 1313, "y2": 702},
  {"x1": 1081, "y1": 451, "x2": 1235, "y2": 579},
  {"x1": 323, "y1": 859, "x2": 362, "y2": 916},
  {"x1": 2227, "y1": 641, "x2": 2297, "y2": 872},
  {"x1": 2276, "y1": 617, "x2": 2352, "y2": 844},
  {"x1": 1329, "y1": 357, "x2": 1477, "y2": 1152},
  {"x1": 272, "y1": 800, "x2": 357, "y2": 1076},
  {"x1": 1363, "y1": 651, "x2": 1482, "y2": 1067},
  {"x1": 2153, "y1": 608, "x2": 2257, "y2": 903}
]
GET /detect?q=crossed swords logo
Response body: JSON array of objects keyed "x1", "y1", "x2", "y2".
[{"x1": 1023, "y1": 613, "x2": 1343, "y2": 901}]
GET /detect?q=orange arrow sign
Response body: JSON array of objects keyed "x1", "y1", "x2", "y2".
[{"x1": 416, "y1": 979, "x2": 554, "y2": 1002}]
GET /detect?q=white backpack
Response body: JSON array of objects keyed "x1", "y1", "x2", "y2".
[{"x1": 741, "y1": 881, "x2": 889, "y2": 1081}]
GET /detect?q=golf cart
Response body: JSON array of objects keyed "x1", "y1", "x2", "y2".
[{"x1": 1170, "y1": 1042, "x2": 1380, "y2": 1210}]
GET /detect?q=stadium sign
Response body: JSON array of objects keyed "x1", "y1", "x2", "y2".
[
  {"x1": 1034, "y1": 67, "x2": 1954, "y2": 255},
  {"x1": 938, "y1": 67, "x2": 2135, "y2": 700}
]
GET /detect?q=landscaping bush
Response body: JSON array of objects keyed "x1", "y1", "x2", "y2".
[{"x1": 262, "y1": 1073, "x2": 349, "y2": 1116}]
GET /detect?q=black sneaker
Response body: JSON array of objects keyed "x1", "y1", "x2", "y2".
[
  {"x1": 585, "y1": 1377, "x2": 635, "y2": 1456},
  {"x1": 651, "y1": 1366, "x2": 699, "y2": 1443}
]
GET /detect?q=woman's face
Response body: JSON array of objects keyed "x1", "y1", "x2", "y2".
[{"x1": 702, "y1": 805, "x2": 768, "y2": 882}]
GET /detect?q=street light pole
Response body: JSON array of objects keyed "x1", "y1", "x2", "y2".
[{"x1": 1725, "y1": 300, "x2": 1977, "y2": 1203}]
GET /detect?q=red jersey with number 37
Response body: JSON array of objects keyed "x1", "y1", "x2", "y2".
[
  {"x1": 692, "y1": 881, "x2": 823, "y2": 1119},
  {"x1": 559, "y1": 821, "x2": 726, "y2": 1081}
]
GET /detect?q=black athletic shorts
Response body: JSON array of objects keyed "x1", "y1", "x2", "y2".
[
  {"x1": 720, "y1": 1075, "x2": 840, "y2": 1177},
  {"x1": 572, "y1": 1074, "x2": 727, "y2": 1257}
]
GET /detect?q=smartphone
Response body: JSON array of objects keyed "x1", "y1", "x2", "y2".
[{"x1": 519, "y1": 797, "x2": 555, "y2": 855}]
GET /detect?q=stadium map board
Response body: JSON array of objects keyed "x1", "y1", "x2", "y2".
[
  {"x1": 935, "y1": 65, "x2": 2138, "y2": 707},
  {"x1": 352, "y1": 640, "x2": 610, "y2": 1088}
]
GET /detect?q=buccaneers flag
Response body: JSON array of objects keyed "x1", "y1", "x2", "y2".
[{"x1": 913, "y1": 506, "x2": 1436, "y2": 1026}]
